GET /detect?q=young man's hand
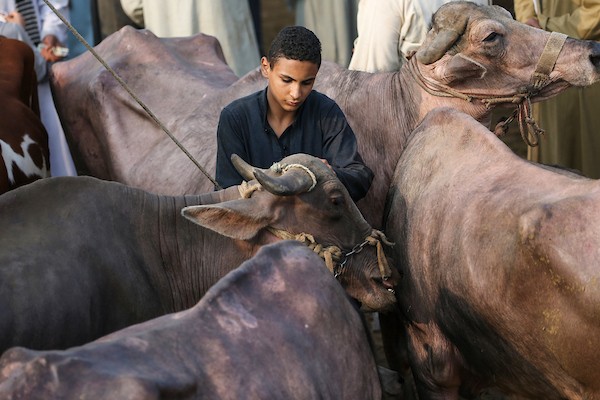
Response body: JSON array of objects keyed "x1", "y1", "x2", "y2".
[
  {"x1": 4, "y1": 11, "x2": 25, "y2": 27},
  {"x1": 320, "y1": 158, "x2": 333, "y2": 171}
]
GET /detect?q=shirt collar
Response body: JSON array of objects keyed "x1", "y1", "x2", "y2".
[{"x1": 259, "y1": 87, "x2": 269, "y2": 129}]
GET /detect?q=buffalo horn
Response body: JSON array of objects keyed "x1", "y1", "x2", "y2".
[
  {"x1": 231, "y1": 154, "x2": 257, "y2": 182},
  {"x1": 416, "y1": 14, "x2": 469, "y2": 65},
  {"x1": 254, "y1": 167, "x2": 314, "y2": 196}
]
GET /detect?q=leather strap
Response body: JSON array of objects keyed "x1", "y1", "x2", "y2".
[{"x1": 530, "y1": 31, "x2": 568, "y2": 92}]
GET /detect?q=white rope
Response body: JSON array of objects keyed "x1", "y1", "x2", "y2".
[{"x1": 270, "y1": 162, "x2": 318, "y2": 192}]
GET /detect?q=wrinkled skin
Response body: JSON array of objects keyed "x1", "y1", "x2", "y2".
[
  {"x1": 50, "y1": 2, "x2": 600, "y2": 229},
  {"x1": 0, "y1": 242, "x2": 382, "y2": 400},
  {"x1": 385, "y1": 107, "x2": 600, "y2": 399},
  {"x1": 0, "y1": 153, "x2": 397, "y2": 353}
]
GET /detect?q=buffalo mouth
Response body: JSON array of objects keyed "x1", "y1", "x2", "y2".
[
  {"x1": 374, "y1": 276, "x2": 396, "y2": 295},
  {"x1": 349, "y1": 274, "x2": 398, "y2": 312},
  {"x1": 531, "y1": 79, "x2": 570, "y2": 102}
]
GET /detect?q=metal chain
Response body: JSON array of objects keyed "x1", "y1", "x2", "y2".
[{"x1": 334, "y1": 238, "x2": 371, "y2": 278}]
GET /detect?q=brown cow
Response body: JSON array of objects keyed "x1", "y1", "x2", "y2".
[
  {"x1": 385, "y1": 107, "x2": 600, "y2": 399},
  {"x1": 0, "y1": 153, "x2": 397, "y2": 353},
  {"x1": 0, "y1": 36, "x2": 49, "y2": 194},
  {"x1": 0, "y1": 241, "x2": 383, "y2": 400},
  {"x1": 50, "y1": 2, "x2": 600, "y2": 228}
]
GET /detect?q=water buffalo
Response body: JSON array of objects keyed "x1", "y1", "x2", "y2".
[
  {"x1": 0, "y1": 36, "x2": 49, "y2": 194},
  {"x1": 384, "y1": 107, "x2": 600, "y2": 399},
  {"x1": 0, "y1": 153, "x2": 397, "y2": 354},
  {"x1": 0, "y1": 241, "x2": 382, "y2": 400},
  {"x1": 50, "y1": 1, "x2": 600, "y2": 228}
]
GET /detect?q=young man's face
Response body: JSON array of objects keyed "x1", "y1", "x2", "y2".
[{"x1": 261, "y1": 56, "x2": 319, "y2": 115}]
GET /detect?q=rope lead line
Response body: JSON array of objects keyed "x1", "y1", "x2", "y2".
[{"x1": 41, "y1": 0, "x2": 221, "y2": 190}]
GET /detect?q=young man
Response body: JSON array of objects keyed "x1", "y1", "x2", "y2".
[{"x1": 215, "y1": 25, "x2": 373, "y2": 202}]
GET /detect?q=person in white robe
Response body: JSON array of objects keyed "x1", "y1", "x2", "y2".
[
  {"x1": 348, "y1": 0, "x2": 491, "y2": 73},
  {"x1": 289, "y1": 0, "x2": 359, "y2": 67},
  {"x1": 0, "y1": 0, "x2": 76, "y2": 177},
  {"x1": 120, "y1": 0, "x2": 260, "y2": 77}
]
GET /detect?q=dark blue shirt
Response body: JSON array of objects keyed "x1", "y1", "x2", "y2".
[{"x1": 215, "y1": 88, "x2": 373, "y2": 201}]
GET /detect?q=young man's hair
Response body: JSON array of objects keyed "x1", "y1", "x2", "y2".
[{"x1": 267, "y1": 26, "x2": 321, "y2": 68}]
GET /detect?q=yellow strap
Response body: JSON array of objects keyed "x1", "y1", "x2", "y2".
[{"x1": 531, "y1": 32, "x2": 567, "y2": 90}]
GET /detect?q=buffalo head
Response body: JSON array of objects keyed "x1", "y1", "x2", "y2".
[
  {"x1": 181, "y1": 153, "x2": 398, "y2": 312},
  {"x1": 415, "y1": 1, "x2": 600, "y2": 100}
]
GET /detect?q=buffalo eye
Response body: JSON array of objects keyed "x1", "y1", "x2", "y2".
[
  {"x1": 330, "y1": 194, "x2": 345, "y2": 206},
  {"x1": 483, "y1": 32, "x2": 500, "y2": 42}
]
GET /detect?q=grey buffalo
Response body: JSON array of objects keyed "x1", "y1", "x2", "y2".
[
  {"x1": 0, "y1": 241, "x2": 382, "y2": 400},
  {"x1": 0, "y1": 153, "x2": 397, "y2": 353},
  {"x1": 50, "y1": 1, "x2": 600, "y2": 228},
  {"x1": 385, "y1": 108, "x2": 600, "y2": 399}
]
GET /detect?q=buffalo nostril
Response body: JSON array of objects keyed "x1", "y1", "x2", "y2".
[
  {"x1": 590, "y1": 42, "x2": 600, "y2": 69},
  {"x1": 381, "y1": 277, "x2": 396, "y2": 290},
  {"x1": 591, "y1": 53, "x2": 600, "y2": 69}
]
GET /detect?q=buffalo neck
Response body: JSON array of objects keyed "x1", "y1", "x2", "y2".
[
  {"x1": 148, "y1": 186, "x2": 256, "y2": 312},
  {"x1": 316, "y1": 65, "x2": 419, "y2": 228},
  {"x1": 315, "y1": 61, "x2": 496, "y2": 228}
]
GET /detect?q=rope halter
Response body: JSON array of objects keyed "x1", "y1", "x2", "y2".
[
  {"x1": 238, "y1": 180, "x2": 262, "y2": 199},
  {"x1": 267, "y1": 227, "x2": 394, "y2": 284},
  {"x1": 408, "y1": 31, "x2": 567, "y2": 147}
]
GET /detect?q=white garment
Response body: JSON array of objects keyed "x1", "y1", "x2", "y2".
[
  {"x1": 349, "y1": 0, "x2": 491, "y2": 72},
  {"x1": 38, "y1": 81, "x2": 75, "y2": 176},
  {"x1": 120, "y1": 0, "x2": 260, "y2": 77},
  {"x1": 0, "y1": 0, "x2": 76, "y2": 176},
  {"x1": 0, "y1": 0, "x2": 70, "y2": 43},
  {"x1": 293, "y1": 0, "x2": 359, "y2": 67}
]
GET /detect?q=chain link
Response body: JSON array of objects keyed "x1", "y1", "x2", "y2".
[{"x1": 334, "y1": 238, "x2": 371, "y2": 278}]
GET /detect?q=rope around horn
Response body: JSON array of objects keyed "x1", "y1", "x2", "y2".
[
  {"x1": 270, "y1": 162, "x2": 318, "y2": 191},
  {"x1": 238, "y1": 180, "x2": 262, "y2": 198},
  {"x1": 41, "y1": 0, "x2": 221, "y2": 189}
]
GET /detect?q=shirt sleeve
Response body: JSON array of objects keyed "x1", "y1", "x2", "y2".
[
  {"x1": 321, "y1": 103, "x2": 374, "y2": 202},
  {"x1": 38, "y1": 0, "x2": 69, "y2": 43},
  {"x1": 216, "y1": 107, "x2": 248, "y2": 189},
  {"x1": 539, "y1": 1, "x2": 600, "y2": 40}
]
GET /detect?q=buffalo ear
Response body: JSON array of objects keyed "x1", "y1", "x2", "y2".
[
  {"x1": 439, "y1": 53, "x2": 486, "y2": 84},
  {"x1": 181, "y1": 199, "x2": 273, "y2": 240}
]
